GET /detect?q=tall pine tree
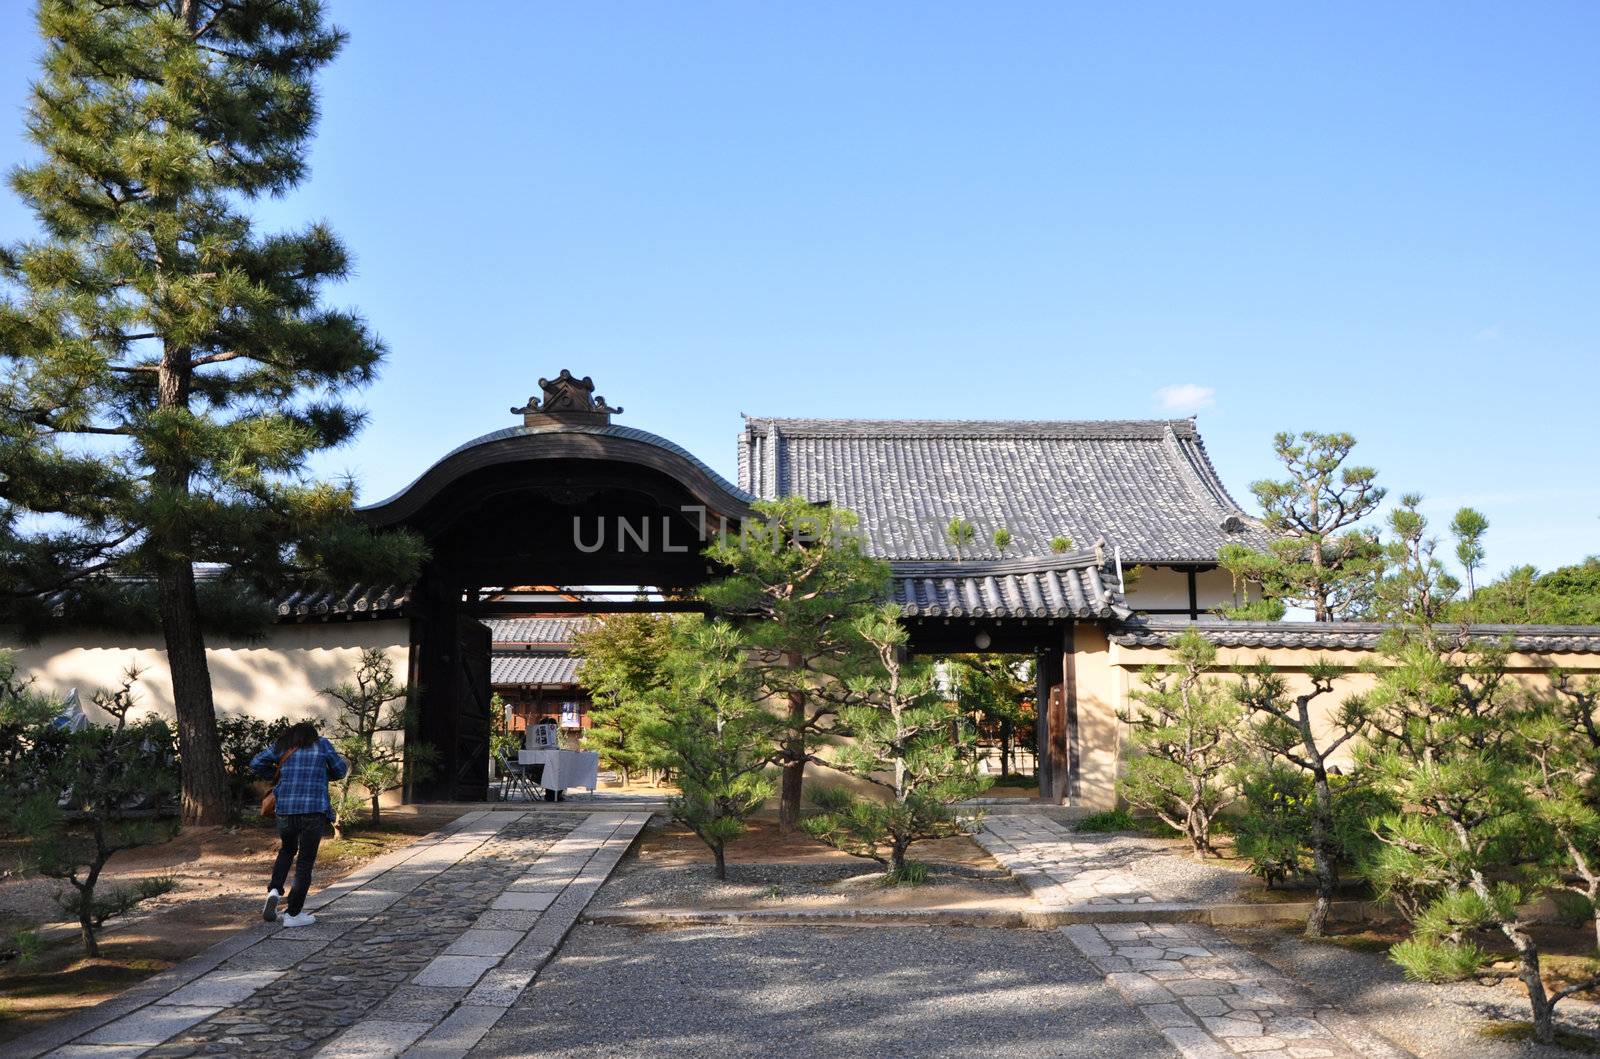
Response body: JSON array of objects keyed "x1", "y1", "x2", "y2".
[
  {"x1": 1218, "y1": 431, "x2": 1384, "y2": 621},
  {"x1": 0, "y1": 1, "x2": 419, "y2": 823}
]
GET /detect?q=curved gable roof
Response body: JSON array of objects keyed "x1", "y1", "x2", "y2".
[
  {"x1": 362, "y1": 422, "x2": 755, "y2": 528},
  {"x1": 738, "y1": 417, "x2": 1267, "y2": 564}
]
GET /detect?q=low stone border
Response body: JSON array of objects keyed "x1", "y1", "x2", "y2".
[{"x1": 583, "y1": 899, "x2": 1385, "y2": 931}]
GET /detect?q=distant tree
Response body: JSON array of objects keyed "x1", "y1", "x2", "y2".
[
  {"x1": 488, "y1": 692, "x2": 520, "y2": 765},
  {"x1": 0, "y1": 0, "x2": 422, "y2": 824},
  {"x1": 574, "y1": 614, "x2": 671, "y2": 786},
  {"x1": 946, "y1": 518, "x2": 976, "y2": 559},
  {"x1": 804, "y1": 606, "x2": 991, "y2": 880},
  {"x1": 1450, "y1": 508, "x2": 1490, "y2": 598},
  {"x1": 991, "y1": 527, "x2": 1013, "y2": 555},
  {"x1": 701, "y1": 497, "x2": 888, "y2": 831},
  {"x1": 947, "y1": 654, "x2": 1033, "y2": 778},
  {"x1": 1218, "y1": 431, "x2": 1385, "y2": 621},
  {"x1": 1, "y1": 669, "x2": 176, "y2": 957},
  {"x1": 1049, "y1": 535, "x2": 1074, "y2": 555},
  {"x1": 326, "y1": 649, "x2": 429, "y2": 832},
  {"x1": 1118, "y1": 630, "x2": 1247, "y2": 858},
  {"x1": 1234, "y1": 659, "x2": 1380, "y2": 936},
  {"x1": 1460, "y1": 557, "x2": 1600, "y2": 625},
  {"x1": 652, "y1": 619, "x2": 777, "y2": 880}
]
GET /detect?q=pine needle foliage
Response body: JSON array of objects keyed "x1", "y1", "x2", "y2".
[
  {"x1": 700, "y1": 497, "x2": 889, "y2": 831},
  {"x1": 1117, "y1": 629, "x2": 1247, "y2": 859},
  {"x1": 1359, "y1": 498, "x2": 1600, "y2": 1045},
  {"x1": 1234, "y1": 658, "x2": 1380, "y2": 936},
  {"x1": 0, "y1": 668, "x2": 176, "y2": 957},
  {"x1": 1218, "y1": 431, "x2": 1384, "y2": 621},
  {"x1": 650, "y1": 618, "x2": 778, "y2": 880},
  {"x1": 0, "y1": 0, "x2": 422, "y2": 823},
  {"x1": 802, "y1": 605, "x2": 991, "y2": 878},
  {"x1": 326, "y1": 648, "x2": 431, "y2": 833}
]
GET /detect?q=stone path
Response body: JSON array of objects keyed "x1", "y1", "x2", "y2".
[
  {"x1": 977, "y1": 814, "x2": 1159, "y2": 906},
  {"x1": 1061, "y1": 922, "x2": 1408, "y2": 1059},
  {"x1": 17, "y1": 810, "x2": 649, "y2": 1059},
  {"x1": 980, "y1": 817, "x2": 1413, "y2": 1059}
]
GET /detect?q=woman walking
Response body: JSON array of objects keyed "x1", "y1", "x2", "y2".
[{"x1": 251, "y1": 722, "x2": 348, "y2": 927}]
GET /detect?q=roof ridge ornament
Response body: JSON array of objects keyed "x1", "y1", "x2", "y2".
[{"x1": 512, "y1": 369, "x2": 623, "y2": 427}]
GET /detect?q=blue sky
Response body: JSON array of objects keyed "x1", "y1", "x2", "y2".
[{"x1": 2, "y1": 1, "x2": 1596, "y2": 579}]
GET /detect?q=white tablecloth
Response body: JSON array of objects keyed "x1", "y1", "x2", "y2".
[{"x1": 516, "y1": 748, "x2": 600, "y2": 792}]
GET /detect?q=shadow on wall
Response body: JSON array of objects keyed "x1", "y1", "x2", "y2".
[{"x1": 2, "y1": 622, "x2": 411, "y2": 725}]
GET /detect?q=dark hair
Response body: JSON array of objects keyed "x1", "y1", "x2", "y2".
[{"x1": 274, "y1": 722, "x2": 319, "y2": 755}]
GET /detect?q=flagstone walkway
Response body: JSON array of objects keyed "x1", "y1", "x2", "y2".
[
  {"x1": 980, "y1": 817, "x2": 1412, "y2": 1059},
  {"x1": 976, "y1": 814, "x2": 1161, "y2": 906},
  {"x1": 18, "y1": 810, "x2": 649, "y2": 1059}
]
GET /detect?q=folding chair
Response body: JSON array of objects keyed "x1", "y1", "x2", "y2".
[{"x1": 496, "y1": 751, "x2": 542, "y2": 802}]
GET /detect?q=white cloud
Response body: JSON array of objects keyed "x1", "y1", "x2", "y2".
[
  {"x1": 1473, "y1": 324, "x2": 1502, "y2": 342},
  {"x1": 1154, "y1": 383, "x2": 1215, "y2": 414}
]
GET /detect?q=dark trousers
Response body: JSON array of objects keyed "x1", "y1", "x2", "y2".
[{"x1": 269, "y1": 812, "x2": 326, "y2": 915}]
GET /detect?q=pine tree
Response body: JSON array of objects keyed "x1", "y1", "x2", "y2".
[
  {"x1": 1359, "y1": 499, "x2": 1598, "y2": 1045},
  {"x1": 803, "y1": 605, "x2": 990, "y2": 879},
  {"x1": 326, "y1": 648, "x2": 430, "y2": 833},
  {"x1": 2, "y1": 669, "x2": 176, "y2": 956},
  {"x1": 1218, "y1": 431, "x2": 1385, "y2": 621},
  {"x1": 1522, "y1": 672, "x2": 1600, "y2": 951},
  {"x1": 1118, "y1": 629, "x2": 1247, "y2": 858},
  {"x1": 700, "y1": 497, "x2": 889, "y2": 831},
  {"x1": 1234, "y1": 659, "x2": 1376, "y2": 936},
  {"x1": 652, "y1": 618, "x2": 777, "y2": 880},
  {"x1": 0, "y1": 1, "x2": 420, "y2": 824}
]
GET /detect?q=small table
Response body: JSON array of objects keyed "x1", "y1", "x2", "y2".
[{"x1": 516, "y1": 748, "x2": 600, "y2": 798}]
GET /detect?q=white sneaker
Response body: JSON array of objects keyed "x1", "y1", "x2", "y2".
[
  {"x1": 262, "y1": 889, "x2": 281, "y2": 922},
  {"x1": 281, "y1": 911, "x2": 317, "y2": 928}
]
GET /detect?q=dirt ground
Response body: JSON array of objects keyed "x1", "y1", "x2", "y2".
[
  {"x1": 593, "y1": 815, "x2": 1031, "y2": 914},
  {"x1": 0, "y1": 812, "x2": 441, "y2": 1044}
]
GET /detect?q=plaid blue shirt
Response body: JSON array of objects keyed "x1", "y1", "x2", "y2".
[{"x1": 251, "y1": 737, "x2": 349, "y2": 820}]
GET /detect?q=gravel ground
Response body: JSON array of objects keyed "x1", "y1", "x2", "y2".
[
  {"x1": 591, "y1": 855, "x2": 1024, "y2": 911},
  {"x1": 1226, "y1": 926, "x2": 1600, "y2": 1058},
  {"x1": 1069, "y1": 833, "x2": 1259, "y2": 904},
  {"x1": 471, "y1": 924, "x2": 1177, "y2": 1058}
]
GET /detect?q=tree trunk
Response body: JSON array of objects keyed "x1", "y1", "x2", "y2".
[
  {"x1": 777, "y1": 687, "x2": 807, "y2": 832},
  {"x1": 1306, "y1": 773, "x2": 1335, "y2": 938},
  {"x1": 713, "y1": 842, "x2": 727, "y2": 881},
  {"x1": 370, "y1": 791, "x2": 381, "y2": 826},
  {"x1": 156, "y1": 560, "x2": 229, "y2": 825},
  {"x1": 999, "y1": 720, "x2": 1012, "y2": 778},
  {"x1": 778, "y1": 748, "x2": 806, "y2": 833}
]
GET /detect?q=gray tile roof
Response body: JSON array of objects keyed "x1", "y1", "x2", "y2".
[
  {"x1": 738, "y1": 417, "x2": 1269, "y2": 564},
  {"x1": 490, "y1": 652, "x2": 582, "y2": 686},
  {"x1": 483, "y1": 617, "x2": 596, "y2": 646},
  {"x1": 1110, "y1": 618, "x2": 1600, "y2": 654},
  {"x1": 891, "y1": 554, "x2": 1129, "y2": 620}
]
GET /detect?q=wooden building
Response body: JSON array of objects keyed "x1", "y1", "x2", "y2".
[{"x1": 9, "y1": 370, "x2": 1600, "y2": 809}]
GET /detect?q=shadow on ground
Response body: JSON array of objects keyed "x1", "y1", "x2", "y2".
[{"x1": 471, "y1": 923, "x2": 1177, "y2": 1059}]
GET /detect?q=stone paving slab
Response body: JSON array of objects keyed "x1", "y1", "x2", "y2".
[
  {"x1": 14, "y1": 810, "x2": 651, "y2": 1059},
  {"x1": 979, "y1": 815, "x2": 1161, "y2": 906},
  {"x1": 1059, "y1": 922, "x2": 1413, "y2": 1059}
]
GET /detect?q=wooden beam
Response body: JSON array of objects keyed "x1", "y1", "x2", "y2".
[{"x1": 1063, "y1": 622, "x2": 1079, "y2": 803}]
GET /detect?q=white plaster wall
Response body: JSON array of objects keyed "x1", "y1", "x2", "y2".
[
  {"x1": 1123, "y1": 566, "x2": 1239, "y2": 614},
  {"x1": 1, "y1": 621, "x2": 411, "y2": 726}
]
